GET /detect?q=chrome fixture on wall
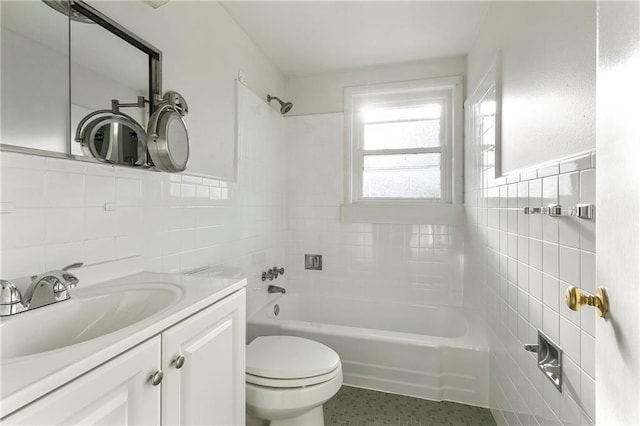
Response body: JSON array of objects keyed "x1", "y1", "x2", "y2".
[
  {"x1": 272, "y1": 267, "x2": 285, "y2": 278},
  {"x1": 266, "y1": 94, "x2": 293, "y2": 115},
  {"x1": 261, "y1": 267, "x2": 285, "y2": 282},
  {"x1": 305, "y1": 254, "x2": 322, "y2": 270},
  {"x1": 524, "y1": 330, "x2": 563, "y2": 392},
  {"x1": 75, "y1": 91, "x2": 190, "y2": 172},
  {"x1": 267, "y1": 285, "x2": 286, "y2": 294},
  {"x1": 74, "y1": 100, "x2": 148, "y2": 167},
  {"x1": 524, "y1": 203, "x2": 594, "y2": 219},
  {"x1": 146, "y1": 91, "x2": 190, "y2": 172}
]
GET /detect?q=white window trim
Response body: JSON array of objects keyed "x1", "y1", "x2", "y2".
[{"x1": 343, "y1": 76, "x2": 464, "y2": 208}]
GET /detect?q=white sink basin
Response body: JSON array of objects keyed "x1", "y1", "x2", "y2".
[{"x1": 0, "y1": 282, "x2": 183, "y2": 359}]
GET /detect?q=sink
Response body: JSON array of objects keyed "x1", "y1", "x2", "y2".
[{"x1": 0, "y1": 282, "x2": 183, "y2": 359}]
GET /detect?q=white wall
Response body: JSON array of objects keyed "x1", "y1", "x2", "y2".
[
  {"x1": 285, "y1": 56, "x2": 466, "y2": 116},
  {"x1": 285, "y1": 114, "x2": 464, "y2": 305},
  {"x1": 465, "y1": 94, "x2": 597, "y2": 424},
  {"x1": 467, "y1": 2, "x2": 596, "y2": 173},
  {"x1": 596, "y1": 1, "x2": 640, "y2": 423},
  {"x1": 465, "y1": 2, "x2": 598, "y2": 424},
  {"x1": 283, "y1": 58, "x2": 467, "y2": 306}
]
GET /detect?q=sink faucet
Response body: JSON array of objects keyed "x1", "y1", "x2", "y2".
[
  {"x1": 0, "y1": 263, "x2": 82, "y2": 316},
  {"x1": 267, "y1": 285, "x2": 286, "y2": 294}
]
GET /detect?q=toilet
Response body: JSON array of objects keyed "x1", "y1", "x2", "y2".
[{"x1": 246, "y1": 336, "x2": 343, "y2": 426}]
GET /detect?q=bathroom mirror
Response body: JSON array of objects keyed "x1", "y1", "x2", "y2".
[
  {"x1": 76, "y1": 112, "x2": 147, "y2": 166},
  {"x1": 0, "y1": 0, "x2": 168, "y2": 168},
  {"x1": 69, "y1": 2, "x2": 189, "y2": 172},
  {"x1": 145, "y1": 91, "x2": 190, "y2": 172},
  {"x1": 1, "y1": 1, "x2": 70, "y2": 153},
  {"x1": 69, "y1": 2, "x2": 151, "y2": 160}
]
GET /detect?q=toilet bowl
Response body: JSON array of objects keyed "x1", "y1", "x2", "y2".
[{"x1": 246, "y1": 336, "x2": 343, "y2": 426}]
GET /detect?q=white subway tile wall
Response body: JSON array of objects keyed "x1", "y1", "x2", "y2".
[
  {"x1": 285, "y1": 113, "x2": 464, "y2": 306},
  {"x1": 0, "y1": 85, "x2": 286, "y2": 317},
  {"x1": 464, "y1": 123, "x2": 596, "y2": 425}
]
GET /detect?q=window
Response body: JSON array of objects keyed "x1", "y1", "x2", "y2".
[{"x1": 344, "y1": 77, "x2": 463, "y2": 205}]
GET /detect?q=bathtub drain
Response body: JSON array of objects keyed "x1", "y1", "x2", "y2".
[{"x1": 274, "y1": 304, "x2": 280, "y2": 316}]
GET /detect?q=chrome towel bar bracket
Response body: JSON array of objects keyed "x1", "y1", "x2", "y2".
[{"x1": 524, "y1": 203, "x2": 593, "y2": 219}]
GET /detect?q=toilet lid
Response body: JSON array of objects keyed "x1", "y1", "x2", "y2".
[
  {"x1": 246, "y1": 362, "x2": 341, "y2": 388},
  {"x1": 246, "y1": 336, "x2": 340, "y2": 380}
]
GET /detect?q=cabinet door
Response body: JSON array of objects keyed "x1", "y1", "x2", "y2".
[
  {"x1": 162, "y1": 289, "x2": 246, "y2": 426},
  {"x1": 3, "y1": 337, "x2": 161, "y2": 425}
]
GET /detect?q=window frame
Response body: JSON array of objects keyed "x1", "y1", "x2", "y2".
[{"x1": 344, "y1": 76, "x2": 463, "y2": 206}]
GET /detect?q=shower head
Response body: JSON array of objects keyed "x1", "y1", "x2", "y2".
[{"x1": 267, "y1": 95, "x2": 293, "y2": 115}]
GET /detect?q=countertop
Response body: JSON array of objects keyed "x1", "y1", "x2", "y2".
[{"x1": 0, "y1": 271, "x2": 246, "y2": 418}]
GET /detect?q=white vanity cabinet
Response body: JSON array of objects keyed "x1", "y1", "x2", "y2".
[
  {"x1": 3, "y1": 288, "x2": 246, "y2": 426},
  {"x1": 162, "y1": 288, "x2": 246, "y2": 425},
  {"x1": 3, "y1": 337, "x2": 162, "y2": 425}
]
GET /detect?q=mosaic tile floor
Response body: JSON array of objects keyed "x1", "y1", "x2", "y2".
[{"x1": 323, "y1": 386, "x2": 496, "y2": 426}]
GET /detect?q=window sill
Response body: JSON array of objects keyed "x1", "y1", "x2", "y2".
[{"x1": 339, "y1": 203, "x2": 464, "y2": 225}]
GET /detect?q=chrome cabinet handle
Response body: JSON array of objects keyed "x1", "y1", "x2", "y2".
[
  {"x1": 150, "y1": 370, "x2": 164, "y2": 386},
  {"x1": 173, "y1": 354, "x2": 185, "y2": 369}
]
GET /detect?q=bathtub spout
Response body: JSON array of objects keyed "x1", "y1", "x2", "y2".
[{"x1": 268, "y1": 285, "x2": 286, "y2": 294}]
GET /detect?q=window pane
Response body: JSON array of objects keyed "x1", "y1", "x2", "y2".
[
  {"x1": 362, "y1": 104, "x2": 441, "y2": 123},
  {"x1": 362, "y1": 153, "x2": 441, "y2": 199},
  {"x1": 364, "y1": 119, "x2": 440, "y2": 150}
]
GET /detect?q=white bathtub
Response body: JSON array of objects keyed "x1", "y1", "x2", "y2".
[{"x1": 247, "y1": 294, "x2": 489, "y2": 407}]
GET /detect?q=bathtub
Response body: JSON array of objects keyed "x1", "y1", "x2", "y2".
[{"x1": 247, "y1": 294, "x2": 489, "y2": 407}]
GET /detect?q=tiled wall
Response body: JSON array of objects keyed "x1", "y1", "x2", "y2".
[
  {"x1": 285, "y1": 113, "x2": 464, "y2": 306},
  {"x1": 464, "y1": 122, "x2": 597, "y2": 423},
  {"x1": 0, "y1": 84, "x2": 286, "y2": 317}
]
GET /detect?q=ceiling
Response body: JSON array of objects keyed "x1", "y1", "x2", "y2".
[{"x1": 220, "y1": 1, "x2": 490, "y2": 77}]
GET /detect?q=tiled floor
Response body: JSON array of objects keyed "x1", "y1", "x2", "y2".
[{"x1": 324, "y1": 386, "x2": 496, "y2": 426}]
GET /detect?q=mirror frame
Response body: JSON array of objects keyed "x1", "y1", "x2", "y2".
[{"x1": 1, "y1": 0, "x2": 163, "y2": 163}]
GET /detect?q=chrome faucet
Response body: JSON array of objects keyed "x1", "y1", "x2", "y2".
[
  {"x1": 262, "y1": 266, "x2": 285, "y2": 282},
  {"x1": 0, "y1": 263, "x2": 82, "y2": 316},
  {"x1": 267, "y1": 285, "x2": 286, "y2": 294}
]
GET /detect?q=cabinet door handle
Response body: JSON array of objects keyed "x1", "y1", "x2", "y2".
[
  {"x1": 173, "y1": 354, "x2": 185, "y2": 369},
  {"x1": 150, "y1": 369, "x2": 164, "y2": 386}
]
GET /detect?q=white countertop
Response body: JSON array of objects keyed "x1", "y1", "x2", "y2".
[{"x1": 0, "y1": 271, "x2": 246, "y2": 418}]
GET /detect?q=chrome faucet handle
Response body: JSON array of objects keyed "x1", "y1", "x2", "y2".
[
  {"x1": 61, "y1": 263, "x2": 82, "y2": 288},
  {"x1": 272, "y1": 267, "x2": 285, "y2": 278},
  {"x1": 23, "y1": 269, "x2": 78, "y2": 308},
  {"x1": 0, "y1": 280, "x2": 26, "y2": 316},
  {"x1": 261, "y1": 269, "x2": 275, "y2": 281},
  {"x1": 60, "y1": 271, "x2": 80, "y2": 289},
  {"x1": 62, "y1": 262, "x2": 83, "y2": 271}
]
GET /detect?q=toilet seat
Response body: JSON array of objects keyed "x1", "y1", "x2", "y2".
[
  {"x1": 246, "y1": 364, "x2": 341, "y2": 388},
  {"x1": 246, "y1": 336, "x2": 341, "y2": 388}
]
